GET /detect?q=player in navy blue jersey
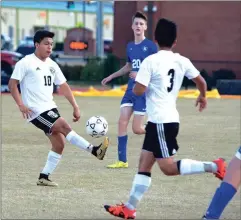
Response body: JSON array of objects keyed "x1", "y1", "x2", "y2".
[
  {"x1": 203, "y1": 146, "x2": 241, "y2": 219},
  {"x1": 101, "y1": 11, "x2": 157, "y2": 168}
]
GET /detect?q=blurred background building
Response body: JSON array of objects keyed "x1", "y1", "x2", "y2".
[
  {"x1": 113, "y1": 1, "x2": 241, "y2": 78},
  {"x1": 1, "y1": 1, "x2": 114, "y2": 50},
  {"x1": 1, "y1": 1, "x2": 241, "y2": 94}
]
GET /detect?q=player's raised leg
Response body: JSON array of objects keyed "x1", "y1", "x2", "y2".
[
  {"x1": 203, "y1": 146, "x2": 241, "y2": 219},
  {"x1": 107, "y1": 105, "x2": 133, "y2": 168},
  {"x1": 51, "y1": 117, "x2": 110, "y2": 160},
  {"x1": 37, "y1": 132, "x2": 65, "y2": 187},
  {"x1": 157, "y1": 156, "x2": 226, "y2": 179},
  {"x1": 104, "y1": 122, "x2": 226, "y2": 219},
  {"x1": 152, "y1": 123, "x2": 226, "y2": 180}
]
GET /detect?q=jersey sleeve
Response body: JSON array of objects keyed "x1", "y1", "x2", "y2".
[
  {"x1": 135, "y1": 58, "x2": 151, "y2": 87},
  {"x1": 10, "y1": 60, "x2": 26, "y2": 82},
  {"x1": 53, "y1": 63, "x2": 67, "y2": 85},
  {"x1": 184, "y1": 58, "x2": 200, "y2": 79},
  {"x1": 151, "y1": 42, "x2": 158, "y2": 54},
  {"x1": 126, "y1": 44, "x2": 131, "y2": 63}
]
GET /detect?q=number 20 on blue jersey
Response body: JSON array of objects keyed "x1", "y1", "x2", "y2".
[{"x1": 132, "y1": 59, "x2": 141, "y2": 69}]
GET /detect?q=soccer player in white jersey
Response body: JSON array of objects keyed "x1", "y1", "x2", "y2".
[
  {"x1": 203, "y1": 146, "x2": 241, "y2": 219},
  {"x1": 104, "y1": 18, "x2": 227, "y2": 219},
  {"x1": 8, "y1": 30, "x2": 109, "y2": 187}
]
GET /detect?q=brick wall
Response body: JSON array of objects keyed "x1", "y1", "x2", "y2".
[{"x1": 113, "y1": 1, "x2": 241, "y2": 78}]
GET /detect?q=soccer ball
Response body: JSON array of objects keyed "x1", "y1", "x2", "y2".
[{"x1": 86, "y1": 116, "x2": 108, "y2": 138}]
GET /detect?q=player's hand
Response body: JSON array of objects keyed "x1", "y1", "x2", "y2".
[
  {"x1": 73, "y1": 106, "x2": 80, "y2": 122},
  {"x1": 129, "y1": 72, "x2": 137, "y2": 79},
  {"x1": 18, "y1": 104, "x2": 32, "y2": 119},
  {"x1": 101, "y1": 76, "x2": 112, "y2": 86},
  {"x1": 195, "y1": 95, "x2": 207, "y2": 112}
]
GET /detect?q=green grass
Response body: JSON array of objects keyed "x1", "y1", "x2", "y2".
[{"x1": 2, "y1": 95, "x2": 240, "y2": 219}]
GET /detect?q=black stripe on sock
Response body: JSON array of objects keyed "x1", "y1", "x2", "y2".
[
  {"x1": 177, "y1": 160, "x2": 181, "y2": 173},
  {"x1": 138, "y1": 172, "x2": 151, "y2": 177}
]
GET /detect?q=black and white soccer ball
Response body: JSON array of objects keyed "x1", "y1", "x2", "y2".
[{"x1": 86, "y1": 116, "x2": 108, "y2": 138}]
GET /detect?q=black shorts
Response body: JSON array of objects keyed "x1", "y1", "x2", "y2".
[
  {"x1": 142, "y1": 122, "x2": 179, "y2": 158},
  {"x1": 30, "y1": 108, "x2": 61, "y2": 134}
]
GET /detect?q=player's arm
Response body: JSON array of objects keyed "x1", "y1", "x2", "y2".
[
  {"x1": 101, "y1": 62, "x2": 131, "y2": 85},
  {"x1": 133, "y1": 59, "x2": 151, "y2": 96},
  {"x1": 8, "y1": 79, "x2": 24, "y2": 106},
  {"x1": 54, "y1": 64, "x2": 80, "y2": 121},
  {"x1": 192, "y1": 75, "x2": 207, "y2": 97},
  {"x1": 113, "y1": 62, "x2": 132, "y2": 78},
  {"x1": 115, "y1": 44, "x2": 133, "y2": 78},
  {"x1": 54, "y1": 64, "x2": 78, "y2": 109},
  {"x1": 58, "y1": 82, "x2": 79, "y2": 109},
  {"x1": 8, "y1": 61, "x2": 25, "y2": 106},
  {"x1": 185, "y1": 59, "x2": 207, "y2": 111},
  {"x1": 9, "y1": 78, "x2": 32, "y2": 119},
  {"x1": 8, "y1": 61, "x2": 32, "y2": 118},
  {"x1": 102, "y1": 45, "x2": 132, "y2": 85},
  {"x1": 186, "y1": 62, "x2": 207, "y2": 97},
  {"x1": 58, "y1": 82, "x2": 80, "y2": 122}
]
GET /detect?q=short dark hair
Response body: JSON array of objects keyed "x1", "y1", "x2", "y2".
[
  {"x1": 33, "y1": 30, "x2": 55, "y2": 44},
  {"x1": 154, "y1": 18, "x2": 177, "y2": 48},
  {"x1": 132, "y1": 11, "x2": 147, "y2": 23}
]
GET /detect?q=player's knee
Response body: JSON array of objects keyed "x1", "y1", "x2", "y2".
[
  {"x1": 158, "y1": 161, "x2": 178, "y2": 176},
  {"x1": 132, "y1": 126, "x2": 144, "y2": 135},
  {"x1": 118, "y1": 118, "x2": 128, "y2": 129},
  {"x1": 160, "y1": 166, "x2": 177, "y2": 176},
  {"x1": 132, "y1": 114, "x2": 145, "y2": 134},
  {"x1": 51, "y1": 118, "x2": 71, "y2": 136},
  {"x1": 60, "y1": 124, "x2": 72, "y2": 136},
  {"x1": 132, "y1": 128, "x2": 143, "y2": 135}
]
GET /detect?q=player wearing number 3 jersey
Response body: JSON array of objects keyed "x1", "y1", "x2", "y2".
[
  {"x1": 104, "y1": 18, "x2": 227, "y2": 219},
  {"x1": 8, "y1": 30, "x2": 110, "y2": 187}
]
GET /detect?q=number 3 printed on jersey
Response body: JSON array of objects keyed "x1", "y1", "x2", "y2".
[
  {"x1": 44, "y1": 76, "x2": 52, "y2": 86},
  {"x1": 167, "y1": 69, "x2": 175, "y2": 92},
  {"x1": 132, "y1": 59, "x2": 141, "y2": 69}
]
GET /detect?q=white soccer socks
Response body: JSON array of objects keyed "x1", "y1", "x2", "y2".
[
  {"x1": 126, "y1": 173, "x2": 151, "y2": 210},
  {"x1": 41, "y1": 150, "x2": 62, "y2": 175},
  {"x1": 66, "y1": 130, "x2": 93, "y2": 152},
  {"x1": 177, "y1": 159, "x2": 218, "y2": 175}
]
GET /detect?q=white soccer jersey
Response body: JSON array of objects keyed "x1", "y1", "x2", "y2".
[
  {"x1": 135, "y1": 50, "x2": 199, "y2": 124},
  {"x1": 11, "y1": 53, "x2": 66, "y2": 121}
]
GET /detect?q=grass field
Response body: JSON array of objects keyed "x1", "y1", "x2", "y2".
[{"x1": 2, "y1": 94, "x2": 240, "y2": 219}]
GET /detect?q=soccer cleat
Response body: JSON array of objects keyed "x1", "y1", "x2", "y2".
[
  {"x1": 92, "y1": 137, "x2": 110, "y2": 160},
  {"x1": 37, "y1": 174, "x2": 58, "y2": 187},
  {"x1": 213, "y1": 158, "x2": 227, "y2": 180},
  {"x1": 104, "y1": 203, "x2": 136, "y2": 219},
  {"x1": 107, "y1": 161, "x2": 129, "y2": 168}
]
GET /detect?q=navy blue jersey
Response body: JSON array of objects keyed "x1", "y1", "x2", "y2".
[{"x1": 126, "y1": 38, "x2": 157, "y2": 91}]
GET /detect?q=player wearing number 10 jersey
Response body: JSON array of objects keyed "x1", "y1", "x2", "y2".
[
  {"x1": 8, "y1": 30, "x2": 109, "y2": 187},
  {"x1": 101, "y1": 12, "x2": 157, "y2": 168},
  {"x1": 104, "y1": 18, "x2": 227, "y2": 219}
]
